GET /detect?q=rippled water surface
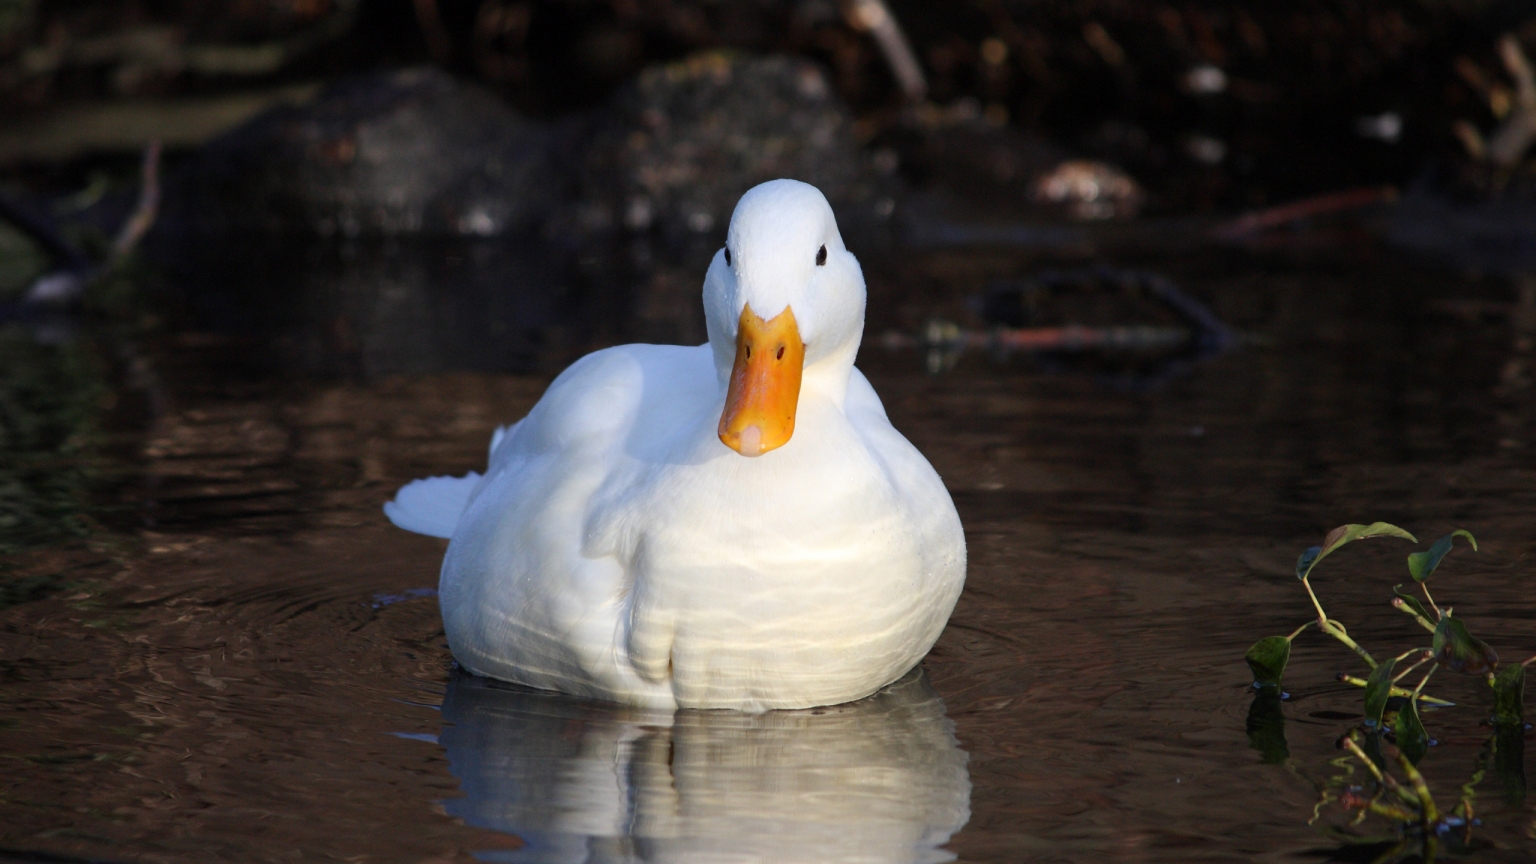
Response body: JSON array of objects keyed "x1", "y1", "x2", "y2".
[{"x1": 2, "y1": 242, "x2": 1534, "y2": 862}]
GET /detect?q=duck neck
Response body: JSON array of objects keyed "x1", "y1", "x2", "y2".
[{"x1": 800, "y1": 336, "x2": 861, "y2": 408}]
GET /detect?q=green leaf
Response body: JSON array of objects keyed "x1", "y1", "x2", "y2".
[
  {"x1": 1245, "y1": 688, "x2": 1289, "y2": 764},
  {"x1": 1493, "y1": 663, "x2": 1525, "y2": 727},
  {"x1": 1433, "y1": 614, "x2": 1499, "y2": 675},
  {"x1": 1245, "y1": 635, "x2": 1293, "y2": 688},
  {"x1": 1407, "y1": 529, "x2": 1478, "y2": 582},
  {"x1": 1295, "y1": 546, "x2": 1321, "y2": 580},
  {"x1": 1363, "y1": 658, "x2": 1398, "y2": 728},
  {"x1": 1391, "y1": 584, "x2": 1434, "y2": 621},
  {"x1": 1297, "y1": 522, "x2": 1417, "y2": 581},
  {"x1": 1393, "y1": 697, "x2": 1430, "y2": 764}
]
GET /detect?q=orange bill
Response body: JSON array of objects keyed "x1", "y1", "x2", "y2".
[{"x1": 718, "y1": 303, "x2": 805, "y2": 456}]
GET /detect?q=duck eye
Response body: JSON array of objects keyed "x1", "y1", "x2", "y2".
[
  {"x1": 815, "y1": 245, "x2": 827, "y2": 266},
  {"x1": 724, "y1": 248, "x2": 732, "y2": 266}
]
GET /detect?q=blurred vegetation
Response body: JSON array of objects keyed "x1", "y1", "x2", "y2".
[
  {"x1": 0, "y1": 194, "x2": 153, "y2": 558},
  {"x1": 0, "y1": 220, "x2": 48, "y2": 302},
  {"x1": 5, "y1": 1, "x2": 1536, "y2": 209},
  {"x1": 0, "y1": 324, "x2": 111, "y2": 555}
]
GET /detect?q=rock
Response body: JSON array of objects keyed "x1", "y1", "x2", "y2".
[
  {"x1": 154, "y1": 55, "x2": 899, "y2": 364},
  {"x1": 570, "y1": 50, "x2": 898, "y2": 248},
  {"x1": 171, "y1": 54, "x2": 896, "y2": 247},
  {"x1": 171, "y1": 66, "x2": 565, "y2": 238},
  {"x1": 561, "y1": 50, "x2": 898, "y2": 344}
]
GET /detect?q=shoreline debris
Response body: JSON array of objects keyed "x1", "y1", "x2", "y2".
[{"x1": 883, "y1": 266, "x2": 1233, "y2": 377}]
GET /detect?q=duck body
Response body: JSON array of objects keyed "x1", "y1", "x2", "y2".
[{"x1": 388, "y1": 180, "x2": 965, "y2": 711}]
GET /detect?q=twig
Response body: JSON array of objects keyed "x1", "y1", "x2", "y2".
[
  {"x1": 846, "y1": 0, "x2": 927, "y2": 101},
  {"x1": 1210, "y1": 186, "x2": 1398, "y2": 241},
  {"x1": 17, "y1": 140, "x2": 161, "y2": 307},
  {"x1": 111, "y1": 140, "x2": 161, "y2": 261},
  {"x1": 897, "y1": 321, "x2": 1191, "y2": 352},
  {"x1": 1487, "y1": 34, "x2": 1536, "y2": 167}
]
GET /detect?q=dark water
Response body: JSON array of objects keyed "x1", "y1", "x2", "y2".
[{"x1": 2, "y1": 239, "x2": 1534, "y2": 863}]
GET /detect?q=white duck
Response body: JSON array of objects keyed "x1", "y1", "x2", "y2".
[{"x1": 386, "y1": 179, "x2": 965, "y2": 711}]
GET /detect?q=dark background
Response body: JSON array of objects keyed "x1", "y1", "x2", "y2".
[{"x1": 4, "y1": 0, "x2": 1536, "y2": 210}]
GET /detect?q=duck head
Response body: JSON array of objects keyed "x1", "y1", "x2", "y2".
[{"x1": 703, "y1": 180, "x2": 867, "y2": 457}]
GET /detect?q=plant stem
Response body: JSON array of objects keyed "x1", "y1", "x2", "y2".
[
  {"x1": 1342, "y1": 734, "x2": 1421, "y2": 809},
  {"x1": 1420, "y1": 583, "x2": 1443, "y2": 618},
  {"x1": 1413, "y1": 664, "x2": 1438, "y2": 700},
  {"x1": 1287, "y1": 620, "x2": 1316, "y2": 640},
  {"x1": 1397, "y1": 751, "x2": 1440, "y2": 826},
  {"x1": 1301, "y1": 576, "x2": 1377, "y2": 666},
  {"x1": 1337, "y1": 675, "x2": 1455, "y2": 706},
  {"x1": 1302, "y1": 575, "x2": 1329, "y2": 624},
  {"x1": 1391, "y1": 598, "x2": 1437, "y2": 633},
  {"x1": 1320, "y1": 619, "x2": 1377, "y2": 668},
  {"x1": 1340, "y1": 736, "x2": 1387, "y2": 783},
  {"x1": 1366, "y1": 800, "x2": 1420, "y2": 822},
  {"x1": 1392, "y1": 650, "x2": 1433, "y2": 684}
]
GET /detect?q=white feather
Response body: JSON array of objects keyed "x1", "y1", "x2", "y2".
[
  {"x1": 384, "y1": 473, "x2": 482, "y2": 539},
  {"x1": 386, "y1": 180, "x2": 966, "y2": 710}
]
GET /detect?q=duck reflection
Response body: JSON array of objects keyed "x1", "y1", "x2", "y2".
[{"x1": 438, "y1": 668, "x2": 971, "y2": 863}]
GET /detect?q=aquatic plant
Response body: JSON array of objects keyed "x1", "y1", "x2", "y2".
[
  {"x1": 0, "y1": 148, "x2": 160, "y2": 562},
  {"x1": 1243, "y1": 523, "x2": 1531, "y2": 859},
  {"x1": 0, "y1": 326, "x2": 109, "y2": 556}
]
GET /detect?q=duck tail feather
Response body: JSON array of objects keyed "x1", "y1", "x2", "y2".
[{"x1": 384, "y1": 472, "x2": 482, "y2": 538}]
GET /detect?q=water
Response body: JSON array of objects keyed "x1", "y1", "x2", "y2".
[{"x1": 1, "y1": 239, "x2": 1534, "y2": 862}]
